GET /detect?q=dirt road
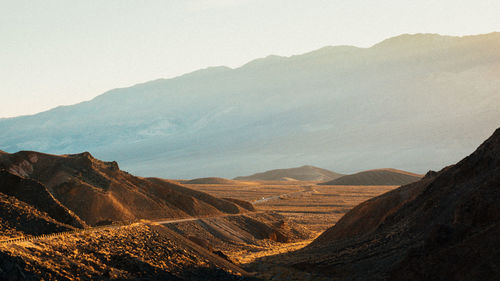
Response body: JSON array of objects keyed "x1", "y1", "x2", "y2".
[
  {"x1": 0, "y1": 211, "x2": 266, "y2": 245},
  {"x1": 252, "y1": 184, "x2": 315, "y2": 204}
]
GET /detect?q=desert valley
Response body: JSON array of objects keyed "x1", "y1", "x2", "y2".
[
  {"x1": 2, "y1": 2, "x2": 500, "y2": 279},
  {"x1": 1, "y1": 126, "x2": 499, "y2": 280}
]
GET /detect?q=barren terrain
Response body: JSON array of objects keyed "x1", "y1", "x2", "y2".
[
  {"x1": 0, "y1": 151, "x2": 317, "y2": 280},
  {"x1": 0, "y1": 222, "x2": 256, "y2": 280},
  {"x1": 184, "y1": 180, "x2": 397, "y2": 279},
  {"x1": 185, "y1": 181, "x2": 397, "y2": 233}
]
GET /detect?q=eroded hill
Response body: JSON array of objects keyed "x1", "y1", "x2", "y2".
[
  {"x1": 320, "y1": 168, "x2": 422, "y2": 186},
  {"x1": 235, "y1": 165, "x2": 343, "y2": 181},
  {"x1": 0, "y1": 151, "x2": 251, "y2": 225}
]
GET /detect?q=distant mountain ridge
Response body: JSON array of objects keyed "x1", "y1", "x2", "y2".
[
  {"x1": 184, "y1": 177, "x2": 239, "y2": 185},
  {"x1": 234, "y1": 165, "x2": 343, "y2": 181},
  {"x1": 320, "y1": 168, "x2": 422, "y2": 186},
  {"x1": 1, "y1": 33, "x2": 500, "y2": 178}
]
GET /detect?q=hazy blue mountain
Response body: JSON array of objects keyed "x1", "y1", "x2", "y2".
[{"x1": 1, "y1": 33, "x2": 500, "y2": 179}]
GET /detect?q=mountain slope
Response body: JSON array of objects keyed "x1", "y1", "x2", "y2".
[
  {"x1": 0, "y1": 151, "x2": 250, "y2": 225},
  {"x1": 286, "y1": 127, "x2": 500, "y2": 280},
  {"x1": 319, "y1": 168, "x2": 422, "y2": 186},
  {"x1": 1, "y1": 33, "x2": 500, "y2": 178},
  {"x1": 234, "y1": 165, "x2": 343, "y2": 181},
  {"x1": 0, "y1": 192, "x2": 75, "y2": 240},
  {"x1": 0, "y1": 223, "x2": 255, "y2": 280},
  {"x1": 0, "y1": 170, "x2": 86, "y2": 228}
]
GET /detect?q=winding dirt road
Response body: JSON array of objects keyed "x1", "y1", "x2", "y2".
[
  {"x1": 0, "y1": 185, "x2": 312, "y2": 244},
  {"x1": 0, "y1": 211, "x2": 266, "y2": 245}
]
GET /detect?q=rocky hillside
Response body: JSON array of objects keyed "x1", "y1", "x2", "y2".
[
  {"x1": 0, "y1": 192, "x2": 75, "y2": 240},
  {"x1": 0, "y1": 151, "x2": 251, "y2": 225},
  {"x1": 0, "y1": 223, "x2": 257, "y2": 280},
  {"x1": 0, "y1": 170, "x2": 86, "y2": 228},
  {"x1": 235, "y1": 165, "x2": 343, "y2": 181},
  {"x1": 282, "y1": 127, "x2": 500, "y2": 280},
  {"x1": 319, "y1": 168, "x2": 422, "y2": 186}
]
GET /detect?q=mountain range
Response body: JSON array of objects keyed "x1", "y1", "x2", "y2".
[{"x1": 1, "y1": 33, "x2": 499, "y2": 178}]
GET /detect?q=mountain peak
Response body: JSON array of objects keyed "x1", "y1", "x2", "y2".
[
  {"x1": 240, "y1": 54, "x2": 286, "y2": 69},
  {"x1": 176, "y1": 65, "x2": 232, "y2": 79},
  {"x1": 371, "y1": 33, "x2": 456, "y2": 49}
]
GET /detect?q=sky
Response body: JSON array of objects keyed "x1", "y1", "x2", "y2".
[{"x1": 1, "y1": 0, "x2": 499, "y2": 118}]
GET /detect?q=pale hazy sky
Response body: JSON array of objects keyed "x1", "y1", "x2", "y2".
[{"x1": 1, "y1": 0, "x2": 499, "y2": 118}]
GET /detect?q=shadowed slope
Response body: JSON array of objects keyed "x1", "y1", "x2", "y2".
[
  {"x1": 235, "y1": 165, "x2": 343, "y2": 181},
  {"x1": 0, "y1": 151, "x2": 249, "y2": 225},
  {"x1": 286, "y1": 127, "x2": 500, "y2": 280},
  {"x1": 0, "y1": 192, "x2": 75, "y2": 240},
  {"x1": 320, "y1": 168, "x2": 422, "y2": 186},
  {"x1": 0, "y1": 170, "x2": 86, "y2": 228}
]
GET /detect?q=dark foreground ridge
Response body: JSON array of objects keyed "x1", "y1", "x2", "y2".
[{"x1": 265, "y1": 127, "x2": 500, "y2": 280}]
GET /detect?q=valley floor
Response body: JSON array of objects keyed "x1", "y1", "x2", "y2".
[
  {"x1": 185, "y1": 181, "x2": 396, "y2": 232},
  {"x1": 185, "y1": 181, "x2": 398, "y2": 279}
]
